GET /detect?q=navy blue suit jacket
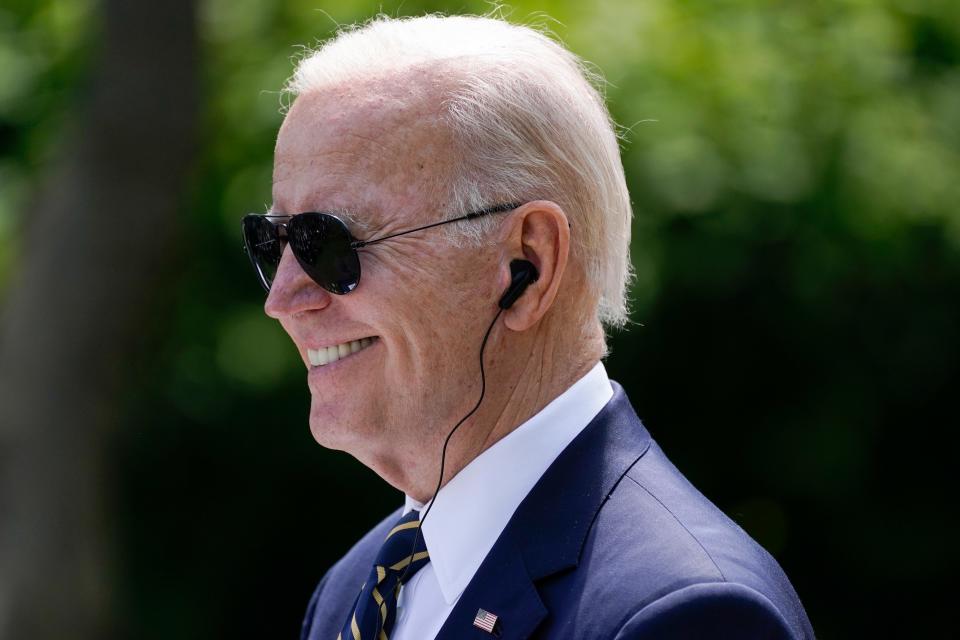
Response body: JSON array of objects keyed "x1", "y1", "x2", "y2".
[{"x1": 301, "y1": 382, "x2": 814, "y2": 639}]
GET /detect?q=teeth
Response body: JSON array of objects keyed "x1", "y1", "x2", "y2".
[{"x1": 307, "y1": 337, "x2": 376, "y2": 367}]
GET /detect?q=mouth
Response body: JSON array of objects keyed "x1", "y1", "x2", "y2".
[{"x1": 306, "y1": 336, "x2": 378, "y2": 367}]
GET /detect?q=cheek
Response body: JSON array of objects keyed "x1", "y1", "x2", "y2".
[
  {"x1": 373, "y1": 286, "x2": 481, "y2": 382},
  {"x1": 363, "y1": 243, "x2": 499, "y2": 359},
  {"x1": 365, "y1": 244, "x2": 481, "y2": 315}
]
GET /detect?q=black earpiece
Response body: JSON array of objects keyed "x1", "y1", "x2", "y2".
[{"x1": 498, "y1": 259, "x2": 539, "y2": 310}]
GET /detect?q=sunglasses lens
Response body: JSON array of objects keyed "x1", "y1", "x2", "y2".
[
  {"x1": 242, "y1": 215, "x2": 282, "y2": 291},
  {"x1": 288, "y1": 213, "x2": 361, "y2": 294}
]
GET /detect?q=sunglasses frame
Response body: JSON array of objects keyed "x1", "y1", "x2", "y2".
[{"x1": 242, "y1": 202, "x2": 522, "y2": 294}]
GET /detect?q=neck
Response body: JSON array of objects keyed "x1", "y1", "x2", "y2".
[{"x1": 404, "y1": 311, "x2": 605, "y2": 503}]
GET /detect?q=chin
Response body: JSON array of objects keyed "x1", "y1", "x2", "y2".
[
  {"x1": 308, "y1": 419, "x2": 354, "y2": 451},
  {"x1": 308, "y1": 401, "x2": 351, "y2": 447},
  {"x1": 308, "y1": 401, "x2": 379, "y2": 452}
]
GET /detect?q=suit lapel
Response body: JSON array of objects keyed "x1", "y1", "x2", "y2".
[
  {"x1": 433, "y1": 533, "x2": 546, "y2": 640},
  {"x1": 434, "y1": 382, "x2": 651, "y2": 640}
]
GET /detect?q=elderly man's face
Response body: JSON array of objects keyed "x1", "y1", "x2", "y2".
[{"x1": 265, "y1": 81, "x2": 503, "y2": 476}]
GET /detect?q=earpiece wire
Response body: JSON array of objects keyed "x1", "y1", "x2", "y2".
[{"x1": 387, "y1": 306, "x2": 504, "y2": 619}]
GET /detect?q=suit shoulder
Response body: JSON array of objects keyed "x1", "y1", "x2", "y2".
[
  {"x1": 601, "y1": 441, "x2": 813, "y2": 637},
  {"x1": 613, "y1": 582, "x2": 802, "y2": 639}
]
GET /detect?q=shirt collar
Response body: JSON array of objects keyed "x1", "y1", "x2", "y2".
[{"x1": 403, "y1": 361, "x2": 613, "y2": 604}]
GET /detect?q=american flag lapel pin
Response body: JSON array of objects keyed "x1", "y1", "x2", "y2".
[{"x1": 473, "y1": 608, "x2": 501, "y2": 635}]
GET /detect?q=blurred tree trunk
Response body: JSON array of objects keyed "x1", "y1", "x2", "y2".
[{"x1": 0, "y1": 0, "x2": 198, "y2": 637}]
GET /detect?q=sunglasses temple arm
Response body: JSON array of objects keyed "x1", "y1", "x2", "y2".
[{"x1": 352, "y1": 203, "x2": 520, "y2": 249}]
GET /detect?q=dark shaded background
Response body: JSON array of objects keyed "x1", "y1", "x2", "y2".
[{"x1": 1, "y1": 0, "x2": 957, "y2": 638}]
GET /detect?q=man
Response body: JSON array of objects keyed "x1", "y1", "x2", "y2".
[{"x1": 243, "y1": 14, "x2": 814, "y2": 640}]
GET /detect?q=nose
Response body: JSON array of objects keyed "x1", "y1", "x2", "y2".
[{"x1": 264, "y1": 245, "x2": 333, "y2": 319}]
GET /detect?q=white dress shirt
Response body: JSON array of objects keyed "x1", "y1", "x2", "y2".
[{"x1": 391, "y1": 361, "x2": 613, "y2": 640}]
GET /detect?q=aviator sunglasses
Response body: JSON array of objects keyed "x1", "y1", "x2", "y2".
[{"x1": 241, "y1": 203, "x2": 521, "y2": 294}]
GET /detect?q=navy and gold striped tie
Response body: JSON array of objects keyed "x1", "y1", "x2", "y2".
[{"x1": 337, "y1": 510, "x2": 430, "y2": 640}]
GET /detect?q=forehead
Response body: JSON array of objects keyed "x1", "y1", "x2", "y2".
[{"x1": 272, "y1": 76, "x2": 453, "y2": 227}]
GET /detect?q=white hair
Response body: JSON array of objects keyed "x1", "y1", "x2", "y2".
[{"x1": 285, "y1": 14, "x2": 634, "y2": 329}]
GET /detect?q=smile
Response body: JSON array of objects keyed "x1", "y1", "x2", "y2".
[{"x1": 307, "y1": 337, "x2": 377, "y2": 367}]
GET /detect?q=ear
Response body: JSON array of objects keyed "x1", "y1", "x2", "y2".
[{"x1": 499, "y1": 200, "x2": 570, "y2": 332}]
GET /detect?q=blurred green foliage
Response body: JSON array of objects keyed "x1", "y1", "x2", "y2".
[{"x1": 1, "y1": 0, "x2": 958, "y2": 638}]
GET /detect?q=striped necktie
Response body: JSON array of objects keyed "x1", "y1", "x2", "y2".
[{"x1": 337, "y1": 510, "x2": 430, "y2": 640}]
